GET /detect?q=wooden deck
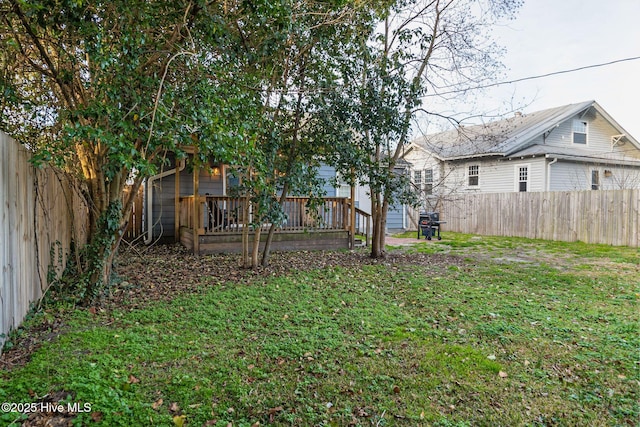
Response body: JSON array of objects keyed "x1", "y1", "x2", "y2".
[{"x1": 179, "y1": 196, "x2": 369, "y2": 254}]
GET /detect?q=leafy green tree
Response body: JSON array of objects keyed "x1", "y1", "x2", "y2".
[{"x1": 0, "y1": 0, "x2": 258, "y2": 301}]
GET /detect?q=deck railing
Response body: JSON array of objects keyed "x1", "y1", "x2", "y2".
[
  {"x1": 354, "y1": 206, "x2": 371, "y2": 245},
  {"x1": 179, "y1": 196, "x2": 355, "y2": 234}
]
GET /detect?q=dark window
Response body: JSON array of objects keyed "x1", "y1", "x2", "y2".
[{"x1": 591, "y1": 170, "x2": 600, "y2": 190}]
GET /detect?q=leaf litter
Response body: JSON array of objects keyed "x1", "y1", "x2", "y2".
[{"x1": 1, "y1": 244, "x2": 465, "y2": 371}]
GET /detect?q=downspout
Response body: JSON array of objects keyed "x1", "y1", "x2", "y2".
[
  {"x1": 144, "y1": 159, "x2": 186, "y2": 244},
  {"x1": 547, "y1": 157, "x2": 558, "y2": 191}
]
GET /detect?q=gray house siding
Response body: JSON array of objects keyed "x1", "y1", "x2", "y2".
[
  {"x1": 543, "y1": 114, "x2": 601, "y2": 150},
  {"x1": 317, "y1": 164, "x2": 337, "y2": 197},
  {"x1": 549, "y1": 161, "x2": 640, "y2": 191},
  {"x1": 439, "y1": 158, "x2": 548, "y2": 194},
  {"x1": 148, "y1": 156, "x2": 223, "y2": 240},
  {"x1": 386, "y1": 203, "x2": 405, "y2": 231}
]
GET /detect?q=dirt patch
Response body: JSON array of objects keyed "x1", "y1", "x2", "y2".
[
  {"x1": 0, "y1": 318, "x2": 66, "y2": 372},
  {"x1": 109, "y1": 244, "x2": 468, "y2": 307}
]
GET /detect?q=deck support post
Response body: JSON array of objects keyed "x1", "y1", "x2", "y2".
[
  {"x1": 174, "y1": 159, "x2": 180, "y2": 242},
  {"x1": 192, "y1": 152, "x2": 200, "y2": 255},
  {"x1": 350, "y1": 174, "x2": 356, "y2": 249}
]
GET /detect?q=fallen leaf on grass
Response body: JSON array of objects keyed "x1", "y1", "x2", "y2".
[
  {"x1": 152, "y1": 398, "x2": 163, "y2": 410},
  {"x1": 498, "y1": 371, "x2": 508, "y2": 378},
  {"x1": 268, "y1": 406, "x2": 283, "y2": 415},
  {"x1": 173, "y1": 415, "x2": 186, "y2": 427}
]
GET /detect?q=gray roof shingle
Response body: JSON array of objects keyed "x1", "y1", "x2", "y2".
[{"x1": 413, "y1": 100, "x2": 598, "y2": 160}]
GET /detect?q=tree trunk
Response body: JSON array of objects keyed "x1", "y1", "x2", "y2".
[
  {"x1": 370, "y1": 189, "x2": 385, "y2": 258},
  {"x1": 251, "y1": 226, "x2": 262, "y2": 268},
  {"x1": 261, "y1": 181, "x2": 291, "y2": 267},
  {"x1": 81, "y1": 200, "x2": 126, "y2": 304},
  {"x1": 78, "y1": 163, "x2": 141, "y2": 305},
  {"x1": 241, "y1": 195, "x2": 251, "y2": 268},
  {"x1": 84, "y1": 230, "x2": 122, "y2": 304},
  {"x1": 379, "y1": 195, "x2": 390, "y2": 252},
  {"x1": 261, "y1": 222, "x2": 277, "y2": 267}
]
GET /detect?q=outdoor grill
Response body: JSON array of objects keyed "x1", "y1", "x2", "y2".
[{"x1": 417, "y1": 212, "x2": 445, "y2": 240}]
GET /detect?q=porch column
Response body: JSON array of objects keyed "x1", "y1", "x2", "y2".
[
  {"x1": 350, "y1": 174, "x2": 356, "y2": 249},
  {"x1": 192, "y1": 153, "x2": 200, "y2": 255},
  {"x1": 174, "y1": 160, "x2": 180, "y2": 242}
]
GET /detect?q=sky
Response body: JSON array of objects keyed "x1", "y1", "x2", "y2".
[{"x1": 431, "y1": 0, "x2": 640, "y2": 139}]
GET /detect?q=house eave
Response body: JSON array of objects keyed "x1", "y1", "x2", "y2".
[
  {"x1": 590, "y1": 102, "x2": 640, "y2": 149},
  {"x1": 545, "y1": 153, "x2": 640, "y2": 168},
  {"x1": 444, "y1": 152, "x2": 505, "y2": 161}
]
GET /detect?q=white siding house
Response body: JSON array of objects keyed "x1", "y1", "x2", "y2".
[{"x1": 401, "y1": 101, "x2": 640, "y2": 215}]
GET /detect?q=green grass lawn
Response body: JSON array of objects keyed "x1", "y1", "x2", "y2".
[{"x1": 1, "y1": 234, "x2": 638, "y2": 426}]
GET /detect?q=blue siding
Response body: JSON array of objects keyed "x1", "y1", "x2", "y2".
[
  {"x1": 318, "y1": 164, "x2": 337, "y2": 197},
  {"x1": 386, "y1": 203, "x2": 405, "y2": 231},
  {"x1": 151, "y1": 169, "x2": 223, "y2": 239}
]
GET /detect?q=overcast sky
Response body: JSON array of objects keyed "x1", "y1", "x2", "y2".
[{"x1": 430, "y1": 0, "x2": 640, "y2": 139}]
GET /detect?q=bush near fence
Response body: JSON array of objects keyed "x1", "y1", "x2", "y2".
[
  {"x1": 438, "y1": 190, "x2": 639, "y2": 247},
  {"x1": 0, "y1": 132, "x2": 87, "y2": 352}
]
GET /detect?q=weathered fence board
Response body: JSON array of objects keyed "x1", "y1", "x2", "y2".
[
  {"x1": 1, "y1": 132, "x2": 87, "y2": 351},
  {"x1": 439, "y1": 190, "x2": 639, "y2": 247}
]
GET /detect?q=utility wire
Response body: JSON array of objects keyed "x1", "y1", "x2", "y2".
[{"x1": 424, "y1": 56, "x2": 640, "y2": 97}]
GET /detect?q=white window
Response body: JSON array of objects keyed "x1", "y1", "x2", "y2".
[
  {"x1": 517, "y1": 165, "x2": 528, "y2": 192},
  {"x1": 468, "y1": 164, "x2": 479, "y2": 186},
  {"x1": 424, "y1": 169, "x2": 433, "y2": 195},
  {"x1": 573, "y1": 120, "x2": 588, "y2": 144},
  {"x1": 591, "y1": 170, "x2": 600, "y2": 190},
  {"x1": 413, "y1": 170, "x2": 422, "y2": 186}
]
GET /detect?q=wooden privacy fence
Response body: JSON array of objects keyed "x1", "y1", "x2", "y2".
[
  {"x1": 439, "y1": 190, "x2": 639, "y2": 247},
  {"x1": 123, "y1": 185, "x2": 144, "y2": 241},
  {"x1": 0, "y1": 132, "x2": 87, "y2": 352}
]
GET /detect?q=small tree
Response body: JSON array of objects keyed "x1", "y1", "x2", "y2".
[
  {"x1": 327, "y1": 0, "x2": 521, "y2": 257},
  {"x1": 222, "y1": 0, "x2": 376, "y2": 268}
]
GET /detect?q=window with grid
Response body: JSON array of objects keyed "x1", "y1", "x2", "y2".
[
  {"x1": 573, "y1": 120, "x2": 587, "y2": 144},
  {"x1": 591, "y1": 170, "x2": 600, "y2": 190},
  {"x1": 413, "y1": 170, "x2": 422, "y2": 187},
  {"x1": 424, "y1": 169, "x2": 433, "y2": 195},
  {"x1": 468, "y1": 165, "x2": 479, "y2": 186},
  {"x1": 518, "y1": 166, "x2": 528, "y2": 192}
]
